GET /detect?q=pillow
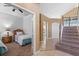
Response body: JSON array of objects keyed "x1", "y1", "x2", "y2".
[{"x1": 16, "y1": 32, "x2": 23, "y2": 35}]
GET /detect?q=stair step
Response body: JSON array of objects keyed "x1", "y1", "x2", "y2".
[
  {"x1": 62, "y1": 34, "x2": 79, "y2": 37},
  {"x1": 63, "y1": 28, "x2": 78, "y2": 30},
  {"x1": 63, "y1": 30, "x2": 78, "y2": 33},
  {"x1": 62, "y1": 39, "x2": 79, "y2": 44},
  {"x1": 56, "y1": 44, "x2": 79, "y2": 55},
  {"x1": 62, "y1": 36, "x2": 79, "y2": 40},
  {"x1": 62, "y1": 33, "x2": 79, "y2": 36},
  {"x1": 63, "y1": 26, "x2": 77, "y2": 30},
  {"x1": 63, "y1": 27, "x2": 78, "y2": 33},
  {"x1": 60, "y1": 42, "x2": 79, "y2": 49}
]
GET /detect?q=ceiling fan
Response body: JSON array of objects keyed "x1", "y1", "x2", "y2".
[
  {"x1": 3, "y1": 3, "x2": 23, "y2": 13},
  {"x1": 12, "y1": 8, "x2": 23, "y2": 13}
]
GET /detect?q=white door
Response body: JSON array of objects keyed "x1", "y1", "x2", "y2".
[{"x1": 52, "y1": 23, "x2": 59, "y2": 49}]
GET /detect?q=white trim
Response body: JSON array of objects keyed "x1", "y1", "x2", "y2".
[
  {"x1": 32, "y1": 13, "x2": 36, "y2": 55},
  {"x1": 11, "y1": 3, "x2": 36, "y2": 55}
]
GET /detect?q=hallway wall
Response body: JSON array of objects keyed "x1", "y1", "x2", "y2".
[
  {"x1": 63, "y1": 7, "x2": 78, "y2": 17},
  {"x1": 40, "y1": 14, "x2": 52, "y2": 41}
]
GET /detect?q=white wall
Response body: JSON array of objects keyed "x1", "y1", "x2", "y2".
[
  {"x1": 23, "y1": 14, "x2": 33, "y2": 37},
  {"x1": 0, "y1": 12, "x2": 23, "y2": 32}
]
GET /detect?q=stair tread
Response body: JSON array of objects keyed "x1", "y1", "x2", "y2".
[
  {"x1": 56, "y1": 44, "x2": 79, "y2": 52},
  {"x1": 60, "y1": 42, "x2": 79, "y2": 48},
  {"x1": 56, "y1": 44, "x2": 79, "y2": 55},
  {"x1": 63, "y1": 31, "x2": 78, "y2": 33},
  {"x1": 63, "y1": 26, "x2": 77, "y2": 29},
  {"x1": 62, "y1": 39, "x2": 79, "y2": 44},
  {"x1": 62, "y1": 35, "x2": 79, "y2": 39},
  {"x1": 62, "y1": 33, "x2": 79, "y2": 36}
]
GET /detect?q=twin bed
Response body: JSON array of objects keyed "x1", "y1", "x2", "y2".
[
  {"x1": 0, "y1": 29, "x2": 32, "y2": 55},
  {"x1": 13, "y1": 29, "x2": 32, "y2": 46}
]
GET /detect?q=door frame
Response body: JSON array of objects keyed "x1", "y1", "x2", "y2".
[{"x1": 12, "y1": 3, "x2": 36, "y2": 55}]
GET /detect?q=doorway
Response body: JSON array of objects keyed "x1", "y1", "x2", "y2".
[
  {"x1": 12, "y1": 3, "x2": 35, "y2": 56},
  {"x1": 0, "y1": 3, "x2": 35, "y2": 56},
  {"x1": 52, "y1": 22, "x2": 60, "y2": 49}
]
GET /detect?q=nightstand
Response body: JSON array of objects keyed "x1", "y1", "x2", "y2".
[{"x1": 2, "y1": 36, "x2": 12, "y2": 44}]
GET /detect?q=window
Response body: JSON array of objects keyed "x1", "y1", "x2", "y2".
[
  {"x1": 64, "y1": 18, "x2": 70, "y2": 26},
  {"x1": 70, "y1": 17, "x2": 78, "y2": 26},
  {"x1": 63, "y1": 17, "x2": 78, "y2": 27},
  {"x1": 64, "y1": 20, "x2": 69, "y2": 26}
]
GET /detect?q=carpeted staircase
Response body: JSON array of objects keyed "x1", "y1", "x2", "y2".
[{"x1": 56, "y1": 26, "x2": 79, "y2": 56}]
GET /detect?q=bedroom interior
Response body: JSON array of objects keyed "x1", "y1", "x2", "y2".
[{"x1": 0, "y1": 3, "x2": 34, "y2": 56}]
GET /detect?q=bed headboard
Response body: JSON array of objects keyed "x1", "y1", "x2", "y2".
[
  {"x1": 13, "y1": 29, "x2": 24, "y2": 35},
  {"x1": 13, "y1": 29, "x2": 25, "y2": 40}
]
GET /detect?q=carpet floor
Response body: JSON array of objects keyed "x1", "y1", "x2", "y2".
[{"x1": 3, "y1": 42, "x2": 33, "y2": 56}]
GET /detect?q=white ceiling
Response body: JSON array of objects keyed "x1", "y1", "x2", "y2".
[
  {"x1": 0, "y1": 3, "x2": 31, "y2": 18},
  {"x1": 39, "y1": 3, "x2": 77, "y2": 18}
]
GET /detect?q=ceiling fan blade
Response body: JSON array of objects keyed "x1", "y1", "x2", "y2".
[
  {"x1": 4, "y1": 3, "x2": 14, "y2": 7},
  {"x1": 18, "y1": 9, "x2": 23, "y2": 13}
]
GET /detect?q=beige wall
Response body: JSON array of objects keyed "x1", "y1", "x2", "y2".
[
  {"x1": 16, "y1": 3, "x2": 42, "y2": 51},
  {"x1": 40, "y1": 14, "x2": 52, "y2": 40},
  {"x1": 40, "y1": 14, "x2": 62, "y2": 41},
  {"x1": 62, "y1": 7, "x2": 78, "y2": 26},
  {"x1": 63, "y1": 7, "x2": 78, "y2": 17},
  {"x1": 40, "y1": 14, "x2": 54, "y2": 50}
]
